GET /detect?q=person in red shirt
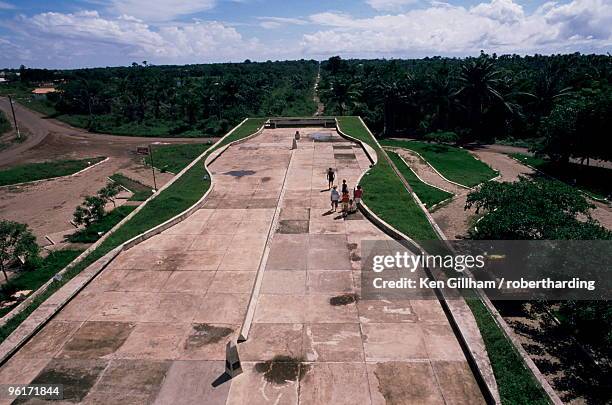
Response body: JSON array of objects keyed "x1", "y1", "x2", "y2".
[
  {"x1": 341, "y1": 191, "x2": 350, "y2": 217},
  {"x1": 353, "y1": 185, "x2": 363, "y2": 205}
]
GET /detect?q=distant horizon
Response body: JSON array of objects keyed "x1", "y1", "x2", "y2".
[
  {"x1": 2, "y1": 51, "x2": 611, "y2": 71},
  {"x1": 0, "y1": 0, "x2": 610, "y2": 69}
]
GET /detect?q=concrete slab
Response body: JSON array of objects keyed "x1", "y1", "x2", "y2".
[
  {"x1": 154, "y1": 361, "x2": 231, "y2": 405},
  {"x1": 179, "y1": 323, "x2": 238, "y2": 360},
  {"x1": 240, "y1": 323, "x2": 303, "y2": 361},
  {"x1": 367, "y1": 361, "x2": 445, "y2": 405},
  {"x1": 303, "y1": 323, "x2": 364, "y2": 362},
  {"x1": 361, "y1": 323, "x2": 427, "y2": 361},
  {"x1": 195, "y1": 293, "x2": 249, "y2": 324},
  {"x1": 298, "y1": 362, "x2": 371, "y2": 405},
  {"x1": 226, "y1": 362, "x2": 299, "y2": 405},
  {"x1": 114, "y1": 323, "x2": 190, "y2": 360}
]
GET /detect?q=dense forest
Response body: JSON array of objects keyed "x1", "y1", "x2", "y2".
[
  {"x1": 320, "y1": 53, "x2": 612, "y2": 164},
  {"x1": 4, "y1": 60, "x2": 318, "y2": 136}
]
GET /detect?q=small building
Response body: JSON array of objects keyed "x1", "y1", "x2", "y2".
[{"x1": 31, "y1": 87, "x2": 57, "y2": 100}]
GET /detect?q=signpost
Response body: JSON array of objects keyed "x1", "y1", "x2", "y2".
[{"x1": 7, "y1": 95, "x2": 20, "y2": 140}]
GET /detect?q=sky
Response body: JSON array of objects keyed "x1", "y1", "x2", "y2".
[{"x1": 0, "y1": 0, "x2": 610, "y2": 68}]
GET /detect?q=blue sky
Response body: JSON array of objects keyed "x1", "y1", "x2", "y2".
[{"x1": 0, "y1": 0, "x2": 610, "y2": 68}]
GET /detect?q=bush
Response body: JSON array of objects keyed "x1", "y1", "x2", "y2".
[{"x1": 423, "y1": 131, "x2": 459, "y2": 144}]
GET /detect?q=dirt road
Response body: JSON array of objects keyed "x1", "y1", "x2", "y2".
[{"x1": 0, "y1": 97, "x2": 213, "y2": 245}]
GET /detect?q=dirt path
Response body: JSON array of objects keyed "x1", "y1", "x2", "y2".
[
  {"x1": 391, "y1": 147, "x2": 466, "y2": 195},
  {"x1": 0, "y1": 97, "x2": 214, "y2": 245},
  {"x1": 429, "y1": 148, "x2": 534, "y2": 239},
  {"x1": 0, "y1": 128, "x2": 487, "y2": 404},
  {"x1": 313, "y1": 63, "x2": 325, "y2": 116}
]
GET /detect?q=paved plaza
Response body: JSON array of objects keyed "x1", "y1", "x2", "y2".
[{"x1": 0, "y1": 128, "x2": 485, "y2": 404}]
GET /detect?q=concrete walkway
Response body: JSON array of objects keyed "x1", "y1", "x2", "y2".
[{"x1": 0, "y1": 128, "x2": 485, "y2": 404}]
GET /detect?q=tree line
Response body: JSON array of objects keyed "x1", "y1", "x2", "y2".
[
  {"x1": 13, "y1": 60, "x2": 318, "y2": 136},
  {"x1": 320, "y1": 53, "x2": 612, "y2": 164}
]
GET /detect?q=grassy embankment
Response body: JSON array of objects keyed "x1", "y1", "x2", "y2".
[
  {"x1": 146, "y1": 143, "x2": 212, "y2": 173},
  {"x1": 0, "y1": 118, "x2": 266, "y2": 342},
  {"x1": 338, "y1": 117, "x2": 549, "y2": 404},
  {"x1": 380, "y1": 139, "x2": 497, "y2": 187},
  {"x1": 510, "y1": 153, "x2": 610, "y2": 200},
  {"x1": 0, "y1": 157, "x2": 106, "y2": 186},
  {"x1": 337, "y1": 117, "x2": 438, "y2": 241},
  {"x1": 387, "y1": 151, "x2": 453, "y2": 209},
  {"x1": 0, "y1": 250, "x2": 83, "y2": 317},
  {"x1": 109, "y1": 173, "x2": 152, "y2": 201},
  {"x1": 67, "y1": 206, "x2": 137, "y2": 243}
]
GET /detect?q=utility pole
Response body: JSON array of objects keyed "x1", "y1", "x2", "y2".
[
  {"x1": 148, "y1": 144, "x2": 158, "y2": 191},
  {"x1": 7, "y1": 95, "x2": 20, "y2": 140}
]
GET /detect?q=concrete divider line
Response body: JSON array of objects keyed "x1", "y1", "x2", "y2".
[
  {"x1": 0, "y1": 157, "x2": 110, "y2": 189},
  {"x1": 239, "y1": 145, "x2": 296, "y2": 342},
  {"x1": 0, "y1": 119, "x2": 266, "y2": 366}
]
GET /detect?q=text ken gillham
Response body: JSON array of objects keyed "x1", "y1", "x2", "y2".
[{"x1": 371, "y1": 252, "x2": 488, "y2": 289}]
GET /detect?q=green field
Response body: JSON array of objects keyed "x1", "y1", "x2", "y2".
[
  {"x1": 380, "y1": 139, "x2": 497, "y2": 187},
  {"x1": 67, "y1": 205, "x2": 137, "y2": 243},
  {"x1": 0, "y1": 250, "x2": 83, "y2": 317},
  {"x1": 0, "y1": 157, "x2": 106, "y2": 186},
  {"x1": 109, "y1": 173, "x2": 152, "y2": 201},
  {"x1": 147, "y1": 143, "x2": 212, "y2": 173},
  {"x1": 0, "y1": 118, "x2": 266, "y2": 342},
  {"x1": 387, "y1": 151, "x2": 453, "y2": 208},
  {"x1": 510, "y1": 153, "x2": 611, "y2": 200}
]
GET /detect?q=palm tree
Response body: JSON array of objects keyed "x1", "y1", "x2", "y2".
[
  {"x1": 323, "y1": 79, "x2": 360, "y2": 115},
  {"x1": 374, "y1": 77, "x2": 412, "y2": 137},
  {"x1": 454, "y1": 54, "x2": 506, "y2": 138}
]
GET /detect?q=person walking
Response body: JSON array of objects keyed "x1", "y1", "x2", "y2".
[
  {"x1": 341, "y1": 190, "x2": 350, "y2": 217},
  {"x1": 330, "y1": 186, "x2": 340, "y2": 212},
  {"x1": 327, "y1": 168, "x2": 335, "y2": 189},
  {"x1": 341, "y1": 179, "x2": 348, "y2": 194},
  {"x1": 353, "y1": 185, "x2": 363, "y2": 205}
]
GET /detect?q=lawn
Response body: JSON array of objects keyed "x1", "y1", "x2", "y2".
[
  {"x1": 0, "y1": 249, "x2": 83, "y2": 317},
  {"x1": 380, "y1": 139, "x2": 497, "y2": 187},
  {"x1": 338, "y1": 117, "x2": 549, "y2": 405},
  {"x1": 510, "y1": 153, "x2": 611, "y2": 200},
  {"x1": 146, "y1": 143, "x2": 212, "y2": 173},
  {"x1": 387, "y1": 151, "x2": 453, "y2": 209},
  {"x1": 0, "y1": 117, "x2": 266, "y2": 342},
  {"x1": 0, "y1": 157, "x2": 106, "y2": 186},
  {"x1": 109, "y1": 173, "x2": 153, "y2": 201},
  {"x1": 337, "y1": 117, "x2": 438, "y2": 241},
  {"x1": 67, "y1": 205, "x2": 137, "y2": 243}
]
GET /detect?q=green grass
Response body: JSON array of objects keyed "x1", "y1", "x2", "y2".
[
  {"x1": 339, "y1": 117, "x2": 549, "y2": 404},
  {"x1": 0, "y1": 118, "x2": 265, "y2": 343},
  {"x1": 0, "y1": 110, "x2": 10, "y2": 135},
  {"x1": 337, "y1": 117, "x2": 438, "y2": 241},
  {"x1": 380, "y1": 139, "x2": 497, "y2": 187},
  {"x1": 0, "y1": 250, "x2": 83, "y2": 317},
  {"x1": 388, "y1": 151, "x2": 453, "y2": 208},
  {"x1": 510, "y1": 153, "x2": 610, "y2": 200},
  {"x1": 147, "y1": 143, "x2": 212, "y2": 173},
  {"x1": 0, "y1": 157, "x2": 106, "y2": 186},
  {"x1": 466, "y1": 298, "x2": 550, "y2": 404},
  {"x1": 67, "y1": 206, "x2": 137, "y2": 243},
  {"x1": 109, "y1": 173, "x2": 153, "y2": 201}
]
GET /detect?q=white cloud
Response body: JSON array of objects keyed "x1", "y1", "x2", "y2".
[
  {"x1": 8, "y1": 10, "x2": 264, "y2": 66},
  {"x1": 366, "y1": 0, "x2": 418, "y2": 12},
  {"x1": 108, "y1": 0, "x2": 217, "y2": 22},
  {"x1": 257, "y1": 16, "x2": 307, "y2": 29},
  {"x1": 0, "y1": 1, "x2": 15, "y2": 10},
  {"x1": 302, "y1": 0, "x2": 612, "y2": 56}
]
